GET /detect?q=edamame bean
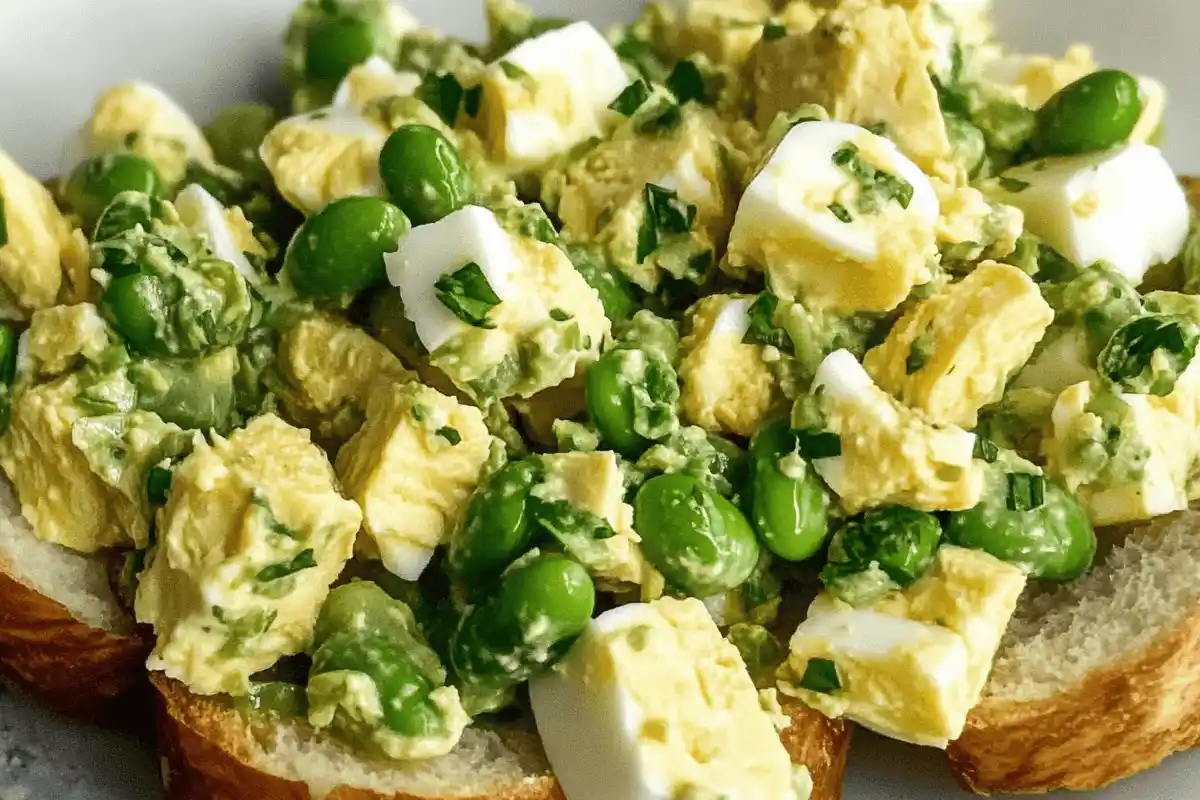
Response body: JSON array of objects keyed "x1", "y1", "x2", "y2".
[
  {"x1": 747, "y1": 421, "x2": 832, "y2": 562},
  {"x1": 0, "y1": 323, "x2": 17, "y2": 386},
  {"x1": 820, "y1": 507, "x2": 942, "y2": 607},
  {"x1": 446, "y1": 458, "x2": 545, "y2": 585},
  {"x1": 313, "y1": 581, "x2": 419, "y2": 648},
  {"x1": 379, "y1": 125, "x2": 475, "y2": 226},
  {"x1": 1033, "y1": 70, "x2": 1143, "y2": 156},
  {"x1": 633, "y1": 474, "x2": 760, "y2": 598},
  {"x1": 285, "y1": 196, "x2": 410, "y2": 296},
  {"x1": 304, "y1": 15, "x2": 379, "y2": 82},
  {"x1": 101, "y1": 274, "x2": 174, "y2": 356},
  {"x1": 450, "y1": 554, "x2": 595, "y2": 713},
  {"x1": 203, "y1": 102, "x2": 278, "y2": 181},
  {"x1": 586, "y1": 347, "x2": 679, "y2": 457},
  {"x1": 131, "y1": 355, "x2": 238, "y2": 433},
  {"x1": 234, "y1": 681, "x2": 308, "y2": 718},
  {"x1": 565, "y1": 244, "x2": 640, "y2": 323},
  {"x1": 945, "y1": 472, "x2": 1095, "y2": 581},
  {"x1": 64, "y1": 153, "x2": 164, "y2": 232}
]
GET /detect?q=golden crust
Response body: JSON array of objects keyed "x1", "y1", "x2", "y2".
[
  {"x1": 153, "y1": 674, "x2": 851, "y2": 800},
  {"x1": 947, "y1": 615, "x2": 1200, "y2": 795},
  {"x1": 0, "y1": 568, "x2": 150, "y2": 724}
]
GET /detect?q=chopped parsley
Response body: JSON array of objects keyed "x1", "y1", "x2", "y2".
[
  {"x1": 831, "y1": 143, "x2": 915, "y2": 215},
  {"x1": 609, "y1": 79, "x2": 652, "y2": 116},
  {"x1": 828, "y1": 203, "x2": 853, "y2": 223},
  {"x1": 418, "y1": 72, "x2": 464, "y2": 126},
  {"x1": 1098, "y1": 314, "x2": 1200, "y2": 396},
  {"x1": 437, "y1": 426, "x2": 462, "y2": 445},
  {"x1": 463, "y1": 85, "x2": 483, "y2": 118},
  {"x1": 256, "y1": 549, "x2": 318, "y2": 582},
  {"x1": 905, "y1": 331, "x2": 936, "y2": 374},
  {"x1": 762, "y1": 22, "x2": 788, "y2": 41},
  {"x1": 411, "y1": 403, "x2": 430, "y2": 423},
  {"x1": 146, "y1": 466, "x2": 173, "y2": 506},
  {"x1": 973, "y1": 437, "x2": 1000, "y2": 464},
  {"x1": 998, "y1": 176, "x2": 1031, "y2": 193},
  {"x1": 794, "y1": 428, "x2": 842, "y2": 460},
  {"x1": 666, "y1": 59, "x2": 707, "y2": 105},
  {"x1": 743, "y1": 292, "x2": 791, "y2": 350},
  {"x1": 499, "y1": 60, "x2": 531, "y2": 82},
  {"x1": 1006, "y1": 473, "x2": 1046, "y2": 512},
  {"x1": 0, "y1": 196, "x2": 7, "y2": 248},
  {"x1": 798, "y1": 658, "x2": 841, "y2": 694},
  {"x1": 637, "y1": 183, "x2": 696, "y2": 264},
  {"x1": 434, "y1": 262, "x2": 502, "y2": 328},
  {"x1": 549, "y1": 308, "x2": 573, "y2": 322}
]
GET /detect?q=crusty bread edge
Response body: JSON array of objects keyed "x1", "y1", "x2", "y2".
[
  {"x1": 0, "y1": 566, "x2": 151, "y2": 724},
  {"x1": 152, "y1": 673, "x2": 851, "y2": 800}
]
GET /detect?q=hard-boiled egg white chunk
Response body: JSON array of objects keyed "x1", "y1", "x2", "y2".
[
  {"x1": 174, "y1": 184, "x2": 266, "y2": 286},
  {"x1": 726, "y1": 121, "x2": 939, "y2": 313},
  {"x1": 989, "y1": 144, "x2": 1189, "y2": 286},
  {"x1": 336, "y1": 381, "x2": 491, "y2": 581},
  {"x1": 1044, "y1": 378, "x2": 1195, "y2": 526},
  {"x1": 679, "y1": 294, "x2": 786, "y2": 438},
  {"x1": 530, "y1": 598, "x2": 806, "y2": 800},
  {"x1": 65, "y1": 82, "x2": 213, "y2": 185},
  {"x1": 477, "y1": 21, "x2": 629, "y2": 172},
  {"x1": 384, "y1": 205, "x2": 608, "y2": 401},
  {"x1": 810, "y1": 350, "x2": 984, "y2": 513},
  {"x1": 780, "y1": 546, "x2": 1026, "y2": 748},
  {"x1": 864, "y1": 261, "x2": 1054, "y2": 428}
]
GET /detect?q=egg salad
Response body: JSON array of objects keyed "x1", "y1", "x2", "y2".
[{"x1": 3, "y1": 0, "x2": 1198, "y2": 792}]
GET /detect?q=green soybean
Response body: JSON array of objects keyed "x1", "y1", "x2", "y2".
[
  {"x1": 634, "y1": 474, "x2": 760, "y2": 597},
  {"x1": 746, "y1": 421, "x2": 832, "y2": 563},
  {"x1": 1033, "y1": 69, "x2": 1143, "y2": 156},
  {"x1": 379, "y1": 125, "x2": 475, "y2": 226},
  {"x1": 305, "y1": 15, "x2": 379, "y2": 82},
  {"x1": 203, "y1": 102, "x2": 278, "y2": 181},
  {"x1": 565, "y1": 244, "x2": 640, "y2": 323},
  {"x1": 130, "y1": 354, "x2": 238, "y2": 433},
  {"x1": 450, "y1": 554, "x2": 594, "y2": 713},
  {"x1": 446, "y1": 458, "x2": 545, "y2": 585},
  {"x1": 945, "y1": 471, "x2": 1095, "y2": 581},
  {"x1": 586, "y1": 347, "x2": 679, "y2": 457},
  {"x1": 820, "y1": 507, "x2": 942, "y2": 607},
  {"x1": 313, "y1": 581, "x2": 419, "y2": 648},
  {"x1": 285, "y1": 196, "x2": 410, "y2": 296},
  {"x1": 234, "y1": 681, "x2": 308, "y2": 719},
  {"x1": 101, "y1": 274, "x2": 173, "y2": 355},
  {"x1": 64, "y1": 152, "x2": 164, "y2": 232},
  {"x1": 0, "y1": 323, "x2": 17, "y2": 386}
]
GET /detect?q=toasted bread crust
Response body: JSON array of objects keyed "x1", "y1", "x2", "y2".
[
  {"x1": 0, "y1": 568, "x2": 150, "y2": 724},
  {"x1": 948, "y1": 595, "x2": 1200, "y2": 793},
  {"x1": 153, "y1": 674, "x2": 851, "y2": 800}
]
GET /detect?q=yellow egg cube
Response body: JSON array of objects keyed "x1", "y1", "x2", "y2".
[{"x1": 864, "y1": 261, "x2": 1054, "y2": 428}]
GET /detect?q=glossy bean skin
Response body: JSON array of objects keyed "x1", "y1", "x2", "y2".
[
  {"x1": 1033, "y1": 70, "x2": 1143, "y2": 156},
  {"x1": 633, "y1": 473, "x2": 760, "y2": 598},
  {"x1": 450, "y1": 554, "x2": 595, "y2": 713},
  {"x1": 820, "y1": 507, "x2": 943, "y2": 607},
  {"x1": 746, "y1": 421, "x2": 832, "y2": 563},
  {"x1": 285, "y1": 196, "x2": 410, "y2": 296},
  {"x1": 305, "y1": 15, "x2": 378, "y2": 82},
  {"x1": 446, "y1": 459, "x2": 545, "y2": 585},
  {"x1": 379, "y1": 125, "x2": 475, "y2": 226},
  {"x1": 945, "y1": 474, "x2": 1096, "y2": 581},
  {"x1": 64, "y1": 152, "x2": 164, "y2": 232},
  {"x1": 101, "y1": 274, "x2": 173, "y2": 355},
  {"x1": 203, "y1": 102, "x2": 278, "y2": 181},
  {"x1": 586, "y1": 348, "x2": 678, "y2": 457}
]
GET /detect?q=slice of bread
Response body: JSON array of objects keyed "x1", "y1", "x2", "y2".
[
  {"x1": 152, "y1": 672, "x2": 851, "y2": 800},
  {"x1": 947, "y1": 510, "x2": 1200, "y2": 793},
  {"x1": 0, "y1": 477, "x2": 150, "y2": 722}
]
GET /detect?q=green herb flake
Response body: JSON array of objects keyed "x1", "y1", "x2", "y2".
[
  {"x1": 1006, "y1": 473, "x2": 1046, "y2": 512},
  {"x1": 831, "y1": 142, "x2": 915, "y2": 215},
  {"x1": 1098, "y1": 314, "x2": 1200, "y2": 396},
  {"x1": 256, "y1": 549, "x2": 318, "y2": 582},
  {"x1": 743, "y1": 292, "x2": 791, "y2": 350},
  {"x1": 998, "y1": 176, "x2": 1032, "y2": 193},
  {"x1": 435, "y1": 262, "x2": 502, "y2": 328},
  {"x1": 973, "y1": 437, "x2": 999, "y2": 464},
  {"x1": 636, "y1": 103, "x2": 683, "y2": 136},
  {"x1": 609, "y1": 79, "x2": 652, "y2": 116},
  {"x1": 411, "y1": 403, "x2": 430, "y2": 423},
  {"x1": 762, "y1": 22, "x2": 787, "y2": 41},
  {"x1": 437, "y1": 426, "x2": 462, "y2": 445},
  {"x1": 0, "y1": 196, "x2": 7, "y2": 248},
  {"x1": 463, "y1": 85, "x2": 483, "y2": 118},
  {"x1": 795, "y1": 428, "x2": 842, "y2": 460},
  {"x1": 637, "y1": 183, "x2": 697, "y2": 264},
  {"x1": 666, "y1": 59, "x2": 707, "y2": 106},
  {"x1": 828, "y1": 203, "x2": 853, "y2": 223},
  {"x1": 499, "y1": 60, "x2": 531, "y2": 83},
  {"x1": 798, "y1": 658, "x2": 841, "y2": 694},
  {"x1": 549, "y1": 308, "x2": 573, "y2": 322},
  {"x1": 418, "y1": 72, "x2": 464, "y2": 126},
  {"x1": 146, "y1": 465, "x2": 173, "y2": 506},
  {"x1": 905, "y1": 330, "x2": 936, "y2": 375}
]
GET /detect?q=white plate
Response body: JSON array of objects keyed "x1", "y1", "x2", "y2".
[{"x1": 0, "y1": 1, "x2": 1198, "y2": 799}]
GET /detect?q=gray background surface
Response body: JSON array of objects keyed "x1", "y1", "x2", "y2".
[{"x1": 1, "y1": 1, "x2": 1199, "y2": 798}]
